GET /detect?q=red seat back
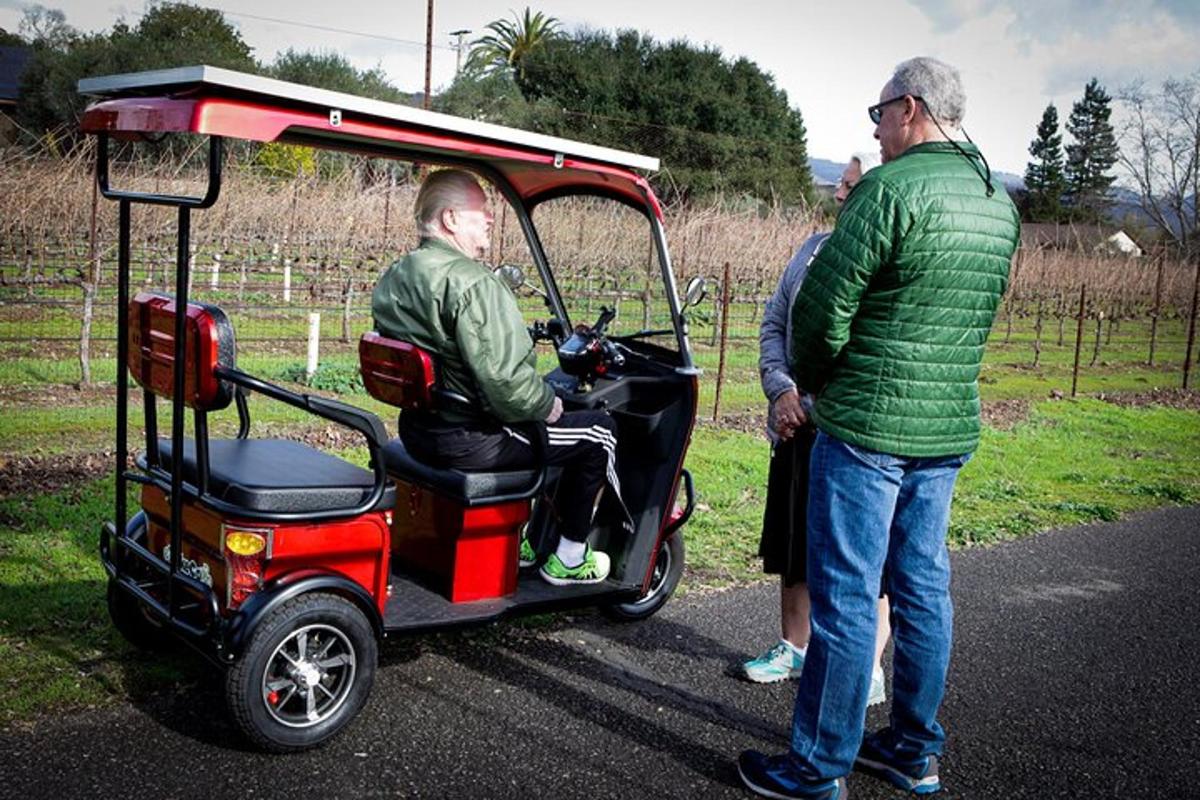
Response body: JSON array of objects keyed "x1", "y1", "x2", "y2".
[
  {"x1": 359, "y1": 332, "x2": 436, "y2": 410},
  {"x1": 128, "y1": 291, "x2": 236, "y2": 410}
]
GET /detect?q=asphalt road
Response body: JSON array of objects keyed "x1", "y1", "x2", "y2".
[{"x1": 2, "y1": 506, "x2": 1198, "y2": 800}]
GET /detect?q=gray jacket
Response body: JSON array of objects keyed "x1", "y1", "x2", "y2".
[{"x1": 758, "y1": 232, "x2": 829, "y2": 441}]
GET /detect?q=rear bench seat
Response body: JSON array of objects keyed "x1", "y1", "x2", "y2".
[{"x1": 144, "y1": 438, "x2": 396, "y2": 514}]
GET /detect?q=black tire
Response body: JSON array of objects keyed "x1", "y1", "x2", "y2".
[
  {"x1": 107, "y1": 578, "x2": 173, "y2": 651},
  {"x1": 225, "y1": 593, "x2": 377, "y2": 753},
  {"x1": 604, "y1": 532, "x2": 685, "y2": 622}
]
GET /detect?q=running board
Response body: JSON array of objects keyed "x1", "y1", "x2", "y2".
[{"x1": 381, "y1": 567, "x2": 641, "y2": 633}]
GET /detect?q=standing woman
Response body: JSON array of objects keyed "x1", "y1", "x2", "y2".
[{"x1": 743, "y1": 152, "x2": 891, "y2": 706}]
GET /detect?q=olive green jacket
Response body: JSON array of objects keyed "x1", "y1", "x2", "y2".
[
  {"x1": 790, "y1": 141, "x2": 1020, "y2": 457},
  {"x1": 371, "y1": 238, "x2": 554, "y2": 424}
]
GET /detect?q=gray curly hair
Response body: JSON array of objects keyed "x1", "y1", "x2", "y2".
[{"x1": 889, "y1": 57, "x2": 965, "y2": 129}]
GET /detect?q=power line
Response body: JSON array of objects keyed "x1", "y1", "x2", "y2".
[{"x1": 199, "y1": 5, "x2": 458, "y2": 52}]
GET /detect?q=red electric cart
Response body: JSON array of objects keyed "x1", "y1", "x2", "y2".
[{"x1": 84, "y1": 65, "x2": 702, "y2": 751}]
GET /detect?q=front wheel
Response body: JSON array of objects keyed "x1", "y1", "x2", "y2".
[
  {"x1": 225, "y1": 593, "x2": 377, "y2": 753},
  {"x1": 604, "y1": 532, "x2": 684, "y2": 621}
]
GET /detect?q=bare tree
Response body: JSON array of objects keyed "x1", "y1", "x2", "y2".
[{"x1": 1117, "y1": 74, "x2": 1200, "y2": 257}]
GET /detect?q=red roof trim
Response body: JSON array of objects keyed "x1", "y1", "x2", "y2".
[{"x1": 81, "y1": 96, "x2": 662, "y2": 219}]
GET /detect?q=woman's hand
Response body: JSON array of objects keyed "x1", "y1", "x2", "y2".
[{"x1": 772, "y1": 389, "x2": 807, "y2": 440}]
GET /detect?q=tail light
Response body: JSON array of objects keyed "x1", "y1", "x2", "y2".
[{"x1": 222, "y1": 525, "x2": 271, "y2": 609}]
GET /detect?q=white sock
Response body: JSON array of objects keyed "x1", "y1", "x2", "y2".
[
  {"x1": 782, "y1": 638, "x2": 807, "y2": 656},
  {"x1": 555, "y1": 538, "x2": 587, "y2": 567}
]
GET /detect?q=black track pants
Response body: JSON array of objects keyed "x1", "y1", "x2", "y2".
[{"x1": 399, "y1": 410, "x2": 620, "y2": 543}]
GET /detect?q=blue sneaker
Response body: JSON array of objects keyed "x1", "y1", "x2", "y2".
[
  {"x1": 742, "y1": 640, "x2": 805, "y2": 684},
  {"x1": 854, "y1": 729, "x2": 941, "y2": 794},
  {"x1": 738, "y1": 751, "x2": 848, "y2": 799}
]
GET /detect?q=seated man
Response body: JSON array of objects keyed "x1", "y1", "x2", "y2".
[{"x1": 372, "y1": 168, "x2": 618, "y2": 586}]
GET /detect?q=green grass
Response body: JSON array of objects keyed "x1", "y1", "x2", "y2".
[
  {"x1": 0, "y1": 477, "x2": 205, "y2": 722},
  {"x1": 2, "y1": 398, "x2": 1195, "y2": 722},
  {"x1": 682, "y1": 399, "x2": 1200, "y2": 586}
]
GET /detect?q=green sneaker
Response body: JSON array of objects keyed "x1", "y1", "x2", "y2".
[
  {"x1": 519, "y1": 535, "x2": 537, "y2": 568},
  {"x1": 539, "y1": 546, "x2": 611, "y2": 586}
]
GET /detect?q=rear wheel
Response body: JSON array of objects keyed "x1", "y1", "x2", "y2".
[
  {"x1": 604, "y1": 532, "x2": 684, "y2": 621},
  {"x1": 107, "y1": 517, "x2": 173, "y2": 651},
  {"x1": 225, "y1": 593, "x2": 377, "y2": 753},
  {"x1": 107, "y1": 578, "x2": 172, "y2": 651}
]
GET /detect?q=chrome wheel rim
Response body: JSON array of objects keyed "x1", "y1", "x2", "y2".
[{"x1": 261, "y1": 624, "x2": 357, "y2": 728}]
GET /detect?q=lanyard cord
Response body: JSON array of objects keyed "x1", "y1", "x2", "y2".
[{"x1": 921, "y1": 102, "x2": 995, "y2": 197}]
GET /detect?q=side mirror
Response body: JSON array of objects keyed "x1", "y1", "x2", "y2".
[
  {"x1": 683, "y1": 276, "x2": 709, "y2": 308},
  {"x1": 495, "y1": 263, "x2": 548, "y2": 299},
  {"x1": 495, "y1": 264, "x2": 526, "y2": 291}
]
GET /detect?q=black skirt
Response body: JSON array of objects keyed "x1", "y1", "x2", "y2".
[{"x1": 758, "y1": 426, "x2": 817, "y2": 586}]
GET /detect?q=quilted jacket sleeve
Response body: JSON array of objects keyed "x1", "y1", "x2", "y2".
[
  {"x1": 789, "y1": 176, "x2": 909, "y2": 394},
  {"x1": 453, "y1": 276, "x2": 556, "y2": 423}
]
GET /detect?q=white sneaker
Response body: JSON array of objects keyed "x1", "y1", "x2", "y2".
[{"x1": 868, "y1": 666, "x2": 887, "y2": 707}]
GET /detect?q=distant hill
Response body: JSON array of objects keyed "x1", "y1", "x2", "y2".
[
  {"x1": 809, "y1": 155, "x2": 1025, "y2": 191},
  {"x1": 809, "y1": 157, "x2": 845, "y2": 186}
]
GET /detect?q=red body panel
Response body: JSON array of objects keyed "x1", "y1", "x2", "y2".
[
  {"x1": 266, "y1": 513, "x2": 391, "y2": 616},
  {"x1": 81, "y1": 96, "x2": 662, "y2": 219},
  {"x1": 128, "y1": 292, "x2": 227, "y2": 410},
  {"x1": 359, "y1": 333, "x2": 436, "y2": 410},
  {"x1": 391, "y1": 480, "x2": 528, "y2": 603},
  {"x1": 143, "y1": 486, "x2": 391, "y2": 616}
]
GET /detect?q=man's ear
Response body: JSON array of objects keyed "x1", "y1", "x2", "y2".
[{"x1": 440, "y1": 206, "x2": 457, "y2": 233}]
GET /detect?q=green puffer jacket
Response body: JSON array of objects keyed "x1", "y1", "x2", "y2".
[
  {"x1": 789, "y1": 141, "x2": 1020, "y2": 457},
  {"x1": 371, "y1": 238, "x2": 555, "y2": 424}
]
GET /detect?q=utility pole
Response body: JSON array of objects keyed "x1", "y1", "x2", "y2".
[
  {"x1": 423, "y1": 0, "x2": 434, "y2": 110},
  {"x1": 450, "y1": 28, "x2": 471, "y2": 76}
]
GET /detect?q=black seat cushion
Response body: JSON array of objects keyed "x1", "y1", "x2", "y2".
[
  {"x1": 144, "y1": 438, "x2": 395, "y2": 514},
  {"x1": 381, "y1": 438, "x2": 539, "y2": 504}
]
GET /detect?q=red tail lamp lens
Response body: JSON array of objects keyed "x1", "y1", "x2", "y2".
[
  {"x1": 223, "y1": 526, "x2": 270, "y2": 609},
  {"x1": 227, "y1": 552, "x2": 263, "y2": 608}
]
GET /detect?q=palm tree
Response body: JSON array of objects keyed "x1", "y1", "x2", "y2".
[{"x1": 466, "y1": 7, "x2": 562, "y2": 80}]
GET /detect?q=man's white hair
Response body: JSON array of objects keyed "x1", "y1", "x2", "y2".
[
  {"x1": 889, "y1": 56, "x2": 965, "y2": 129},
  {"x1": 850, "y1": 151, "x2": 881, "y2": 175},
  {"x1": 414, "y1": 169, "x2": 484, "y2": 237}
]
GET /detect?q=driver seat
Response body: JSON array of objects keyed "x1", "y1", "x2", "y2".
[
  {"x1": 358, "y1": 332, "x2": 541, "y2": 506},
  {"x1": 359, "y1": 332, "x2": 542, "y2": 602}
]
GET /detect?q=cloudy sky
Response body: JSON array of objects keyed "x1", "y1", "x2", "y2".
[{"x1": 2, "y1": 0, "x2": 1198, "y2": 175}]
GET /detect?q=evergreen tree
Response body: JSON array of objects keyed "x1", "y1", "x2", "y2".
[
  {"x1": 1064, "y1": 78, "x2": 1118, "y2": 221},
  {"x1": 1023, "y1": 103, "x2": 1065, "y2": 221},
  {"x1": 512, "y1": 30, "x2": 812, "y2": 205}
]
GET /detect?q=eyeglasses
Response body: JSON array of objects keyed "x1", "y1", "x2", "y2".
[{"x1": 868, "y1": 95, "x2": 923, "y2": 124}]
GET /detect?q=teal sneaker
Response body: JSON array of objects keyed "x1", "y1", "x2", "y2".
[
  {"x1": 868, "y1": 667, "x2": 887, "y2": 707},
  {"x1": 539, "y1": 546, "x2": 610, "y2": 586},
  {"x1": 743, "y1": 640, "x2": 806, "y2": 684},
  {"x1": 519, "y1": 535, "x2": 537, "y2": 568}
]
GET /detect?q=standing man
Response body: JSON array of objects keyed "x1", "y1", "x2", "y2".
[
  {"x1": 738, "y1": 57, "x2": 1020, "y2": 799},
  {"x1": 372, "y1": 169, "x2": 618, "y2": 586}
]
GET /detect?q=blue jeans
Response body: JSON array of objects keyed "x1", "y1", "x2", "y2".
[{"x1": 789, "y1": 430, "x2": 969, "y2": 779}]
